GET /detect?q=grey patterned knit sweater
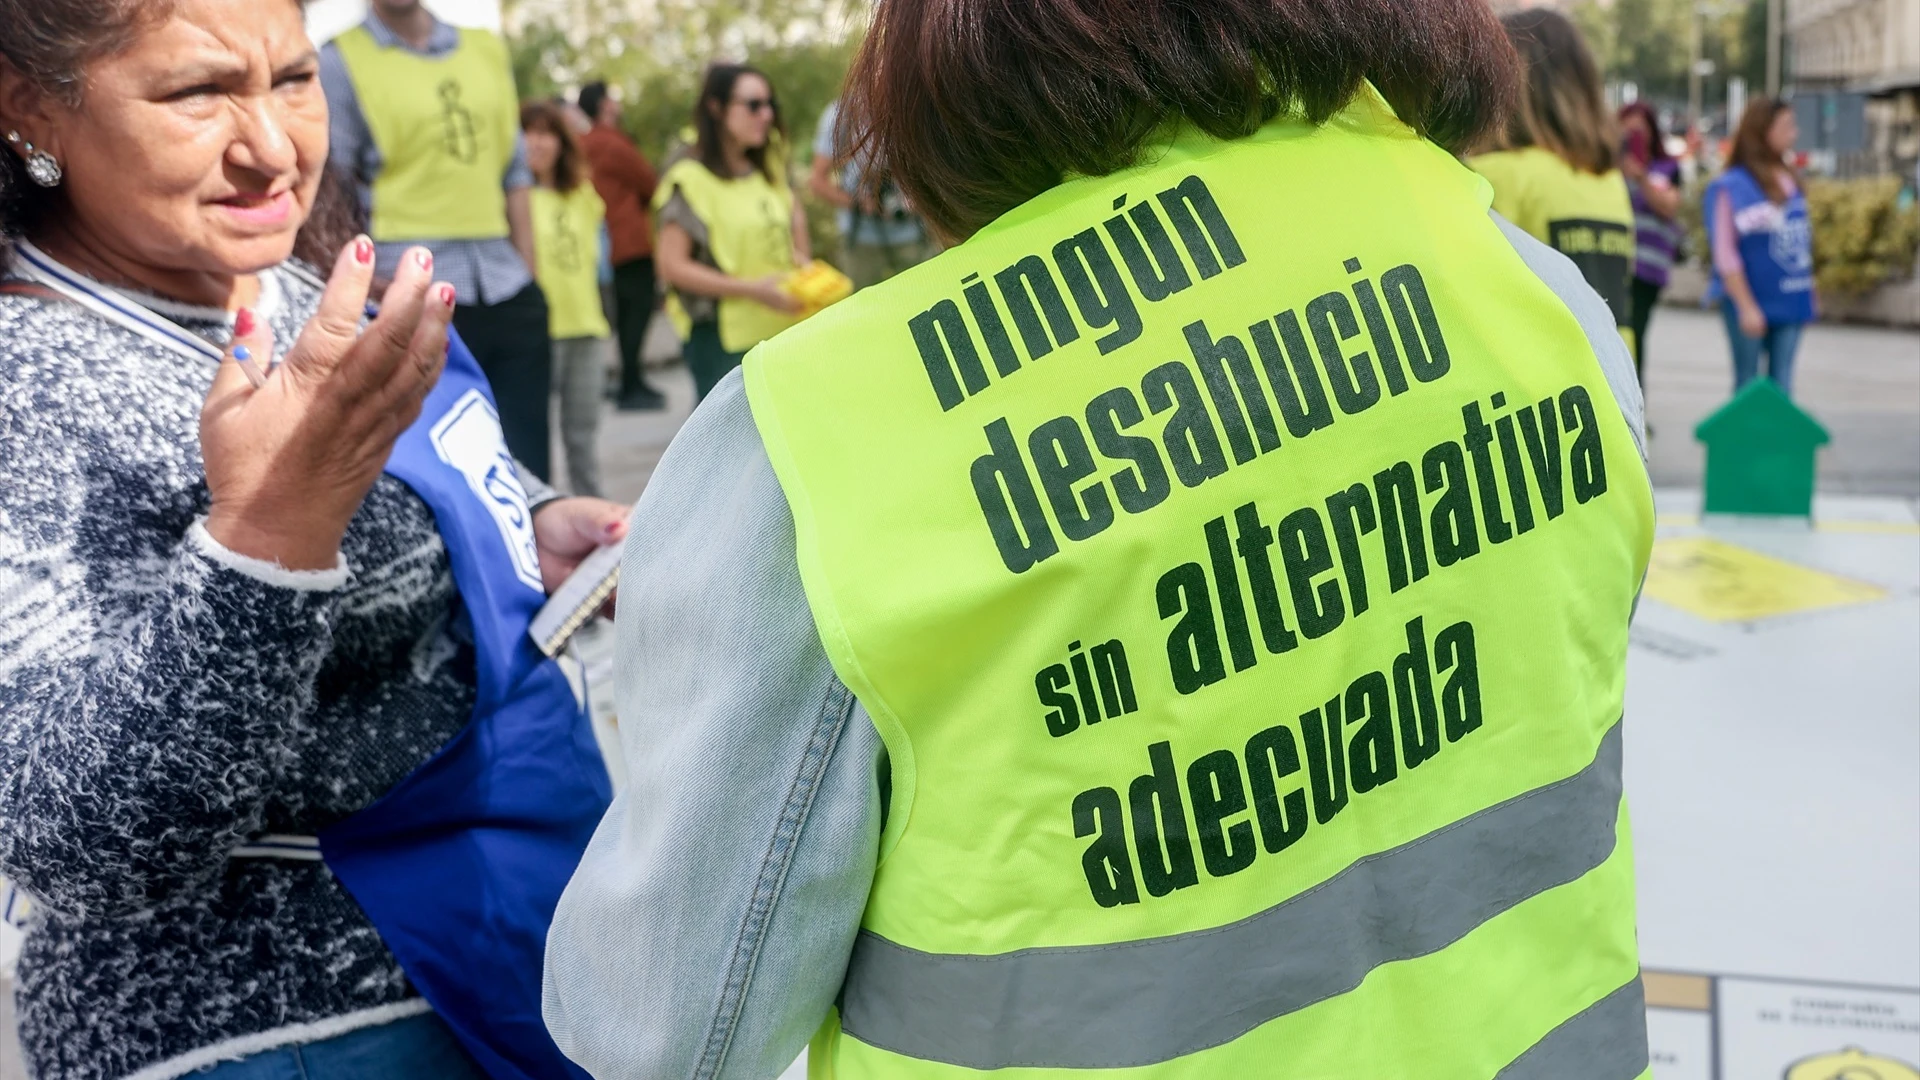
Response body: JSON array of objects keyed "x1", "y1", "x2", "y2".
[{"x1": 0, "y1": 261, "x2": 553, "y2": 1080}]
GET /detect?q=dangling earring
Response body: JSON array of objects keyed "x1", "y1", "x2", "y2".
[{"x1": 5, "y1": 131, "x2": 61, "y2": 188}]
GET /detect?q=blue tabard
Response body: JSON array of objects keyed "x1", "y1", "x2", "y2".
[
  {"x1": 317, "y1": 327, "x2": 610, "y2": 1080},
  {"x1": 1705, "y1": 165, "x2": 1816, "y2": 325},
  {"x1": 6, "y1": 244, "x2": 609, "y2": 1080}
]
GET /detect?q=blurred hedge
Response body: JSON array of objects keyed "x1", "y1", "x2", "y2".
[
  {"x1": 1806, "y1": 177, "x2": 1920, "y2": 296},
  {"x1": 1679, "y1": 174, "x2": 1920, "y2": 297}
]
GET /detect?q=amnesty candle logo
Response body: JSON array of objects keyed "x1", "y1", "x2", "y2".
[{"x1": 439, "y1": 78, "x2": 479, "y2": 164}]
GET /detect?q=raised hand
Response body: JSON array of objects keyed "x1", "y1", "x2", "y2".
[{"x1": 201, "y1": 236, "x2": 455, "y2": 570}]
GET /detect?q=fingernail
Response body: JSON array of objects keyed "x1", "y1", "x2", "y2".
[
  {"x1": 233, "y1": 308, "x2": 255, "y2": 338},
  {"x1": 232, "y1": 345, "x2": 252, "y2": 362},
  {"x1": 414, "y1": 249, "x2": 433, "y2": 271},
  {"x1": 438, "y1": 284, "x2": 456, "y2": 307},
  {"x1": 354, "y1": 237, "x2": 374, "y2": 265}
]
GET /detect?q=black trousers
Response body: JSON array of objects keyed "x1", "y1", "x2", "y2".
[
  {"x1": 686, "y1": 321, "x2": 745, "y2": 402},
  {"x1": 453, "y1": 282, "x2": 553, "y2": 481},
  {"x1": 611, "y1": 257, "x2": 659, "y2": 398},
  {"x1": 1627, "y1": 276, "x2": 1662, "y2": 384}
]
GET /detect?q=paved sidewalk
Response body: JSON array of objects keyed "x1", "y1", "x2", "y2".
[
  {"x1": 1643, "y1": 306, "x2": 1920, "y2": 498},
  {"x1": 1629, "y1": 491, "x2": 1919, "y2": 1077}
]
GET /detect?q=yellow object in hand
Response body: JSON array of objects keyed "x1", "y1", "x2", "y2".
[{"x1": 783, "y1": 260, "x2": 855, "y2": 315}]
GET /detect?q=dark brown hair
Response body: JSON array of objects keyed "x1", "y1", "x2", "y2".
[
  {"x1": 521, "y1": 100, "x2": 587, "y2": 194},
  {"x1": 0, "y1": 0, "x2": 354, "y2": 273},
  {"x1": 1617, "y1": 101, "x2": 1673, "y2": 165},
  {"x1": 693, "y1": 63, "x2": 784, "y2": 184},
  {"x1": 1729, "y1": 97, "x2": 1795, "y2": 203},
  {"x1": 836, "y1": 0, "x2": 1520, "y2": 242},
  {"x1": 1498, "y1": 8, "x2": 1616, "y2": 175}
]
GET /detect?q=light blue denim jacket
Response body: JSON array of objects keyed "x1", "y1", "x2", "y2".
[{"x1": 539, "y1": 216, "x2": 1647, "y2": 1080}]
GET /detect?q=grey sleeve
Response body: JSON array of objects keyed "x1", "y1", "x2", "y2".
[
  {"x1": 1492, "y1": 211, "x2": 1647, "y2": 460},
  {"x1": 504, "y1": 131, "x2": 534, "y2": 192},
  {"x1": 543, "y1": 370, "x2": 884, "y2": 1080},
  {"x1": 318, "y1": 43, "x2": 378, "y2": 188},
  {"x1": 518, "y1": 461, "x2": 559, "y2": 509}
]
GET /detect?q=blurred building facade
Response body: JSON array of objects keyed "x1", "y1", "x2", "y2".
[{"x1": 1787, "y1": 0, "x2": 1920, "y2": 178}]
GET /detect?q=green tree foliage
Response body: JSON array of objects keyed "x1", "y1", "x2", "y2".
[
  {"x1": 1569, "y1": 0, "x2": 1765, "y2": 109},
  {"x1": 503, "y1": 0, "x2": 867, "y2": 257}
]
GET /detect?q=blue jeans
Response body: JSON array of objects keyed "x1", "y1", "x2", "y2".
[
  {"x1": 192, "y1": 1012, "x2": 486, "y2": 1079},
  {"x1": 1720, "y1": 298, "x2": 1807, "y2": 396}
]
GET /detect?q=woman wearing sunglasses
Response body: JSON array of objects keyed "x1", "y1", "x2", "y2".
[{"x1": 653, "y1": 63, "x2": 810, "y2": 401}]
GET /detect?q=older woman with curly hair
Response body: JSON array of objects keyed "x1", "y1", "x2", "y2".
[{"x1": 0, "y1": 2, "x2": 622, "y2": 1077}]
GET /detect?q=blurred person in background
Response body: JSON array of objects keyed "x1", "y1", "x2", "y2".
[
  {"x1": 808, "y1": 99, "x2": 936, "y2": 290},
  {"x1": 577, "y1": 79, "x2": 668, "y2": 411},
  {"x1": 1472, "y1": 8, "x2": 1635, "y2": 344},
  {"x1": 321, "y1": 0, "x2": 556, "y2": 478},
  {"x1": 0, "y1": 0, "x2": 624, "y2": 1077},
  {"x1": 1619, "y1": 102, "x2": 1684, "y2": 383},
  {"x1": 1706, "y1": 98, "x2": 1815, "y2": 396},
  {"x1": 652, "y1": 63, "x2": 806, "y2": 402},
  {"x1": 544, "y1": 0, "x2": 1656, "y2": 1076},
  {"x1": 524, "y1": 101, "x2": 612, "y2": 498}
]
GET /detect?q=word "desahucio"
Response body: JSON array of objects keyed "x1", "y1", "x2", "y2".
[{"x1": 913, "y1": 176, "x2": 1460, "y2": 575}]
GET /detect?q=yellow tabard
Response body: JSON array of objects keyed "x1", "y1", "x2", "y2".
[
  {"x1": 1471, "y1": 147, "x2": 1636, "y2": 332},
  {"x1": 652, "y1": 157, "x2": 800, "y2": 352},
  {"x1": 746, "y1": 90, "x2": 1655, "y2": 1079},
  {"x1": 531, "y1": 184, "x2": 611, "y2": 341},
  {"x1": 332, "y1": 26, "x2": 517, "y2": 242}
]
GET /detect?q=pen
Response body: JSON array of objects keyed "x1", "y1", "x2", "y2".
[{"x1": 232, "y1": 345, "x2": 267, "y2": 389}]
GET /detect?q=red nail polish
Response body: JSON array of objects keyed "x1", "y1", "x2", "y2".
[
  {"x1": 415, "y1": 249, "x2": 433, "y2": 271},
  {"x1": 233, "y1": 308, "x2": 255, "y2": 338},
  {"x1": 439, "y1": 284, "x2": 456, "y2": 307},
  {"x1": 354, "y1": 237, "x2": 374, "y2": 265}
]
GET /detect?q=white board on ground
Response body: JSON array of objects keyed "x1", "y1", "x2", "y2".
[
  {"x1": 1648, "y1": 1006, "x2": 1715, "y2": 1080},
  {"x1": 1717, "y1": 977, "x2": 1920, "y2": 1079}
]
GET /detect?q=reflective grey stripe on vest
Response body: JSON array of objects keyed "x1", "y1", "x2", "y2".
[
  {"x1": 841, "y1": 722, "x2": 1630, "y2": 1071},
  {"x1": 1496, "y1": 976, "x2": 1650, "y2": 1080}
]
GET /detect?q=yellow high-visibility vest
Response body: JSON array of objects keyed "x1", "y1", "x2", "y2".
[
  {"x1": 1471, "y1": 146, "x2": 1635, "y2": 334},
  {"x1": 531, "y1": 183, "x2": 611, "y2": 340},
  {"x1": 333, "y1": 26, "x2": 517, "y2": 242},
  {"x1": 746, "y1": 88, "x2": 1654, "y2": 1079},
  {"x1": 652, "y1": 156, "x2": 800, "y2": 352}
]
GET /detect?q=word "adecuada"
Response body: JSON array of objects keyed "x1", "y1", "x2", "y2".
[{"x1": 1071, "y1": 615, "x2": 1482, "y2": 907}]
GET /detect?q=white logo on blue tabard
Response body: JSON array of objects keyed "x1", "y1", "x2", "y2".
[
  {"x1": 430, "y1": 390, "x2": 544, "y2": 592},
  {"x1": 1772, "y1": 212, "x2": 1813, "y2": 275}
]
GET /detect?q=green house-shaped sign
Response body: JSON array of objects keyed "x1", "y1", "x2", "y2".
[{"x1": 1694, "y1": 377, "x2": 1830, "y2": 517}]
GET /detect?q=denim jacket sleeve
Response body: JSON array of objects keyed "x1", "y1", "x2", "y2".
[{"x1": 542, "y1": 370, "x2": 885, "y2": 1080}]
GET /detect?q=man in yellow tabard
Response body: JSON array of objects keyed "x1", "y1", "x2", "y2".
[{"x1": 319, "y1": 0, "x2": 552, "y2": 479}]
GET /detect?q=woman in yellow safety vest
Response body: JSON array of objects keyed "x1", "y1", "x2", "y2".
[
  {"x1": 546, "y1": 2, "x2": 1657, "y2": 1077},
  {"x1": 523, "y1": 101, "x2": 613, "y2": 498},
  {"x1": 653, "y1": 63, "x2": 810, "y2": 401},
  {"x1": 1471, "y1": 9, "x2": 1637, "y2": 341}
]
